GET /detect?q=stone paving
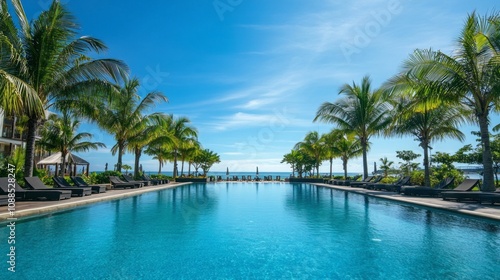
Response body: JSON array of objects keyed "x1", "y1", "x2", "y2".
[
  {"x1": 0, "y1": 182, "x2": 189, "y2": 222},
  {"x1": 314, "y1": 183, "x2": 500, "y2": 221}
]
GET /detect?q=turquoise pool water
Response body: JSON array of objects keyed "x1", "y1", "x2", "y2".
[{"x1": 1, "y1": 183, "x2": 499, "y2": 279}]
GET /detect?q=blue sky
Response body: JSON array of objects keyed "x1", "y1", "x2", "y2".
[{"x1": 23, "y1": 0, "x2": 500, "y2": 174}]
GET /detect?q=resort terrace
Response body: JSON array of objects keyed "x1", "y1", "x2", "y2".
[{"x1": 2, "y1": 181, "x2": 500, "y2": 222}]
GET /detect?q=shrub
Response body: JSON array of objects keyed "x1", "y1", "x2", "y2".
[
  {"x1": 380, "y1": 176, "x2": 399, "y2": 184},
  {"x1": 92, "y1": 171, "x2": 122, "y2": 184}
]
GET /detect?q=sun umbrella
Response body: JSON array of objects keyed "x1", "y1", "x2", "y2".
[
  {"x1": 226, "y1": 167, "x2": 229, "y2": 175},
  {"x1": 256, "y1": 166, "x2": 259, "y2": 175}
]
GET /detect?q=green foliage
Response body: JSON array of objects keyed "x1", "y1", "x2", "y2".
[
  {"x1": 379, "y1": 157, "x2": 394, "y2": 177},
  {"x1": 150, "y1": 174, "x2": 171, "y2": 180},
  {"x1": 192, "y1": 149, "x2": 220, "y2": 176},
  {"x1": 0, "y1": 149, "x2": 25, "y2": 183},
  {"x1": 431, "y1": 164, "x2": 465, "y2": 188},
  {"x1": 34, "y1": 169, "x2": 52, "y2": 186},
  {"x1": 432, "y1": 152, "x2": 456, "y2": 167},
  {"x1": 379, "y1": 176, "x2": 399, "y2": 184},
  {"x1": 396, "y1": 150, "x2": 421, "y2": 176},
  {"x1": 410, "y1": 170, "x2": 425, "y2": 186},
  {"x1": 92, "y1": 171, "x2": 122, "y2": 184},
  {"x1": 282, "y1": 149, "x2": 317, "y2": 178}
]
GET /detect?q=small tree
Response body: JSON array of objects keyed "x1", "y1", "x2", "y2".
[
  {"x1": 193, "y1": 149, "x2": 220, "y2": 176},
  {"x1": 396, "y1": 150, "x2": 421, "y2": 176},
  {"x1": 379, "y1": 157, "x2": 394, "y2": 177},
  {"x1": 122, "y1": 164, "x2": 132, "y2": 175}
]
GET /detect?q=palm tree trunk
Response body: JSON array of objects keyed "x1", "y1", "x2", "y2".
[
  {"x1": 117, "y1": 142, "x2": 124, "y2": 173},
  {"x1": 158, "y1": 160, "x2": 162, "y2": 174},
  {"x1": 23, "y1": 118, "x2": 38, "y2": 177},
  {"x1": 343, "y1": 159, "x2": 348, "y2": 179},
  {"x1": 134, "y1": 147, "x2": 141, "y2": 178},
  {"x1": 362, "y1": 139, "x2": 368, "y2": 178},
  {"x1": 422, "y1": 142, "x2": 430, "y2": 187},
  {"x1": 329, "y1": 158, "x2": 333, "y2": 178},
  {"x1": 173, "y1": 149, "x2": 178, "y2": 178},
  {"x1": 61, "y1": 151, "x2": 67, "y2": 177},
  {"x1": 479, "y1": 115, "x2": 495, "y2": 191}
]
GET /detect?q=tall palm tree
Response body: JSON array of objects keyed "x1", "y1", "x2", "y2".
[
  {"x1": 98, "y1": 77, "x2": 167, "y2": 173},
  {"x1": 393, "y1": 11, "x2": 500, "y2": 191},
  {"x1": 0, "y1": 0, "x2": 127, "y2": 176},
  {"x1": 127, "y1": 114, "x2": 173, "y2": 178},
  {"x1": 333, "y1": 131, "x2": 363, "y2": 179},
  {"x1": 166, "y1": 115, "x2": 198, "y2": 178},
  {"x1": 178, "y1": 139, "x2": 201, "y2": 176},
  {"x1": 320, "y1": 131, "x2": 340, "y2": 179},
  {"x1": 38, "y1": 110, "x2": 106, "y2": 176},
  {"x1": 144, "y1": 144, "x2": 170, "y2": 175},
  {"x1": 314, "y1": 76, "x2": 391, "y2": 178},
  {"x1": 294, "y1": 131, "x2": 325, "y2": 177}
]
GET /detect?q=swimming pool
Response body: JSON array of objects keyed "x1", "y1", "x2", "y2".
[{"x1": 1, "y1": 183, "x2": 499, "y2": 279}]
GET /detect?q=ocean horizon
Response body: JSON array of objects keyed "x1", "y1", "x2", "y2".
[{"x1": 91, "y1": 170, "x2": 362, "y2": 178}]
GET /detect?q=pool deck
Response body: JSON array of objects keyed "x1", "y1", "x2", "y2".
[
  {"x1": 314, "y1": 183, "x2": 500, "y2": 221},
  {"x1": 1, "y1": 181, "x2": 500, "y2": 222},
  {"x1": 0, "y1": 182, "x2": 190, "y2": 222}
]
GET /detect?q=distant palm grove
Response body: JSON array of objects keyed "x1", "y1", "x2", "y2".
[
  {"x1": 0, "y1": 0, "x2": 220, "y2": 180},
  {"x1": 283, "y1": 11, "x2": 500, "y2": 192}
]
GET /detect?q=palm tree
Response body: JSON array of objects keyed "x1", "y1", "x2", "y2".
[
  {"x1": 334, "y1": 131, "x2": 363, "y2": 179},
  {"x1": 178, "y1": 139, "x2": 201, "y2": 176},
  {"x1": 294, "y1": 131, "x2": 325, "y2": 177},
  {"x1": 166, "y1": 115, "x2": 198, "y2": 178},
  {"x1": 385, "y1": 94, "x2": 466, "y2": 186},
  {"x1": 281, "y1": 149, "x2": 302, "y2": 177},
  {"x1": 393, "y1": 12, "x2": 500, "y2": 191},
  {"x1": 0, "y1": 0, "x2": 127, "y2": 176},
  {"x1": 38, "y1": 110, "x2": 106, "y2": 176},
  {"x1": 144, "y1": 144, "x2": 170, "y2": 175},
  {"x1": 320, "y1": 131, "x2": 340, "y2": 179},
  {"x1": 379, "y1": 157, "x2": 394, "y2": 178},
  {"x1": 314, "y1": 76, "x2": 391, "y2": 178},
  {"x1": 127, "y1": 114, "x2": 172, "y2": 178},
  {"x1": 98, "y1": 77, "x2": 167, "y2": 173}
]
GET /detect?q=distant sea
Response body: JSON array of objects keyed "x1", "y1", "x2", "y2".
[{"x1": 96, "y1": 170, "x2": 361, "y2": 178}]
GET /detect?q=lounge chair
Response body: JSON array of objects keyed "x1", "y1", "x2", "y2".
[
  {"x1": 142, "y1": 174, "x2": 167, "y2": 185},
  {"x1": 441, "y1": 179, "x2": 481, "y2": 202},
  {"x1": 70, "y1": 176, "x2": 107, "y2": 193},
  {"x1": 26, "y1": 176, "x2": 91, "y2": 197},
  {"x1": 369, "y1": 176, "x2": 411, "y2": 192},
  {"x1": 52, "y1": 176, "x2": 94, "y2": 196},
  {"x1": 0, "y1": 195, "x2": 8, "y2": 206},
  {"x1": 477, "y1": 190, "x2": 500, "y2": 205},
  {"x1": 109, "y1": 176, "x2": 139, "y2": 189},
  {"x1": 122, "y1": 175, "x2": 148, "y2": 187},
  {"x1": 402, "y1": 177, "x2": 454, "y2": 197},
  {"x1": 0, "y1": 178, "x2": 71, "y2": 200},
  {"x1": 349, "y1": 176, "x2": 374, "y2": 188}
]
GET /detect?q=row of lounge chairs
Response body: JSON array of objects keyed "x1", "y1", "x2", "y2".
[
  {"x1": 328, "y1": 175, "x2": 500, "y2": 205},
  {"x1": 330, "y1": 175, "x2": 411, "y2": 193},
  {"x1": 217, "y1": 175, "x2": 282, "y2": 182},
  {"x1": 0, "y1": 174, "x2": 170, "y2": 203}
]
